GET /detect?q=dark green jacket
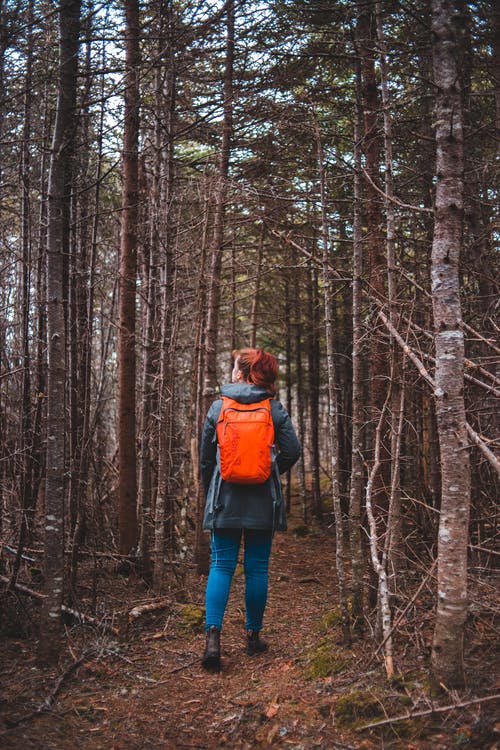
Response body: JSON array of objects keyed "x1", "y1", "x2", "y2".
[{"x1": 200, "y1": 383, "x2": 301, "y2": 532}]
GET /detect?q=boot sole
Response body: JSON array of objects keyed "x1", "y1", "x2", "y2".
[
  {"x1": 201, "y1": 654, "x2": 221, "y2": 672},
  {"x1": 246, "y1": 645, "x2": 268, "y2": 656}
]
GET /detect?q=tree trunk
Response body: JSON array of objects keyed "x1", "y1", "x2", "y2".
[
  {"x1": 294, "y1": 266, "x2": 308, "y2": 525},
  {"x1": 154, "y1": 4, "x2": 177, "y2": 588},
  {"x1": 315, "y1": 118, "x2": 351, "y2": 645},
  {"x1": 375, "y1": 0, "x2": 404, "y2": 578},
  {"x1": 196, "y1": 0, "x2": 235, "y2": 574},
  {"x1": 11, "y1": 0, "x2": 35, "y2": 588},
  {"x1": 307, "y1": 261, "x2": 322, "y2": 521},
  {"x1": 349, "y1": 56, "x2": 365, "y2": 629},
  {"x1": 430, "y1": 0, "x2": 471, "y2": 690},
  {"x1": 357, "y1": 0, "x2": 390, "y2": 540},
  {"x1": 39, "y1": 0, "x2": 81, "y2": 663},
  {"x1": 249, "y1": 221, "x2": 265, "y2": 348},
  {"x1": 201, "y1": 0, "x2": 234, "y2": 405},
  {"x1": 118, "y1": 0, "x2": 140, "y2": 557}
]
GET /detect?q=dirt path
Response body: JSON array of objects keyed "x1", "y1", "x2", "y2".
[{"x1": 1, "y1": 521, "x2": 497, "y2": 749}]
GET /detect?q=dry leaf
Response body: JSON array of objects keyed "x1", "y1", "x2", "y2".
[
  {"x1": 266, "y1": 697, "x2": 280, "y2": 719},
  {"x1": 266, "y1": 722, "x2": 280, "y2": 743}
]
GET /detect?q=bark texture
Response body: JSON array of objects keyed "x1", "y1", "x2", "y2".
[
  {"x1": 349, "y1": 58, "x2": 365, "y2": 627},
  {"x1": 40, "y1": 0, "x2": 81, "y2": 661},
  {"x1": 118, "y1": 0, "x2": 140, "y2": 556},
  {"x1": 430, "y1": 0, "x2": 471, "y2": 690},
  {"x1": 195, "y1": 0, "x2": 234, "y2": 574}
]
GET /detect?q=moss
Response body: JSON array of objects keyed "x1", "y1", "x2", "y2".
[
  {"x1": 305, "y1": 642, "x2": 351, "y2": 679},
  {"x1": 320, "y1": 609, "x2": 342, "y2": 630},
  {"x1": 318, "y1": 607, "x2": 345, "y2": 631},
  {"x1": 176, "y1": 603, "x2": 205, "y2": 632},
  {"x1": 334, "y1": 690, "x2": 383, "y2": 727}
]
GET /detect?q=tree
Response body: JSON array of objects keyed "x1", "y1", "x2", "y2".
[
  {"x1": 195, "y1": 0, "x2": 235, "y2": 574},
  {"x1": 430, "y1": 0, "x2": 471, "y2": 690},
  {"x1": 118, "y1": 0, "x2": 140, "y2": 557},
  {"x1": 40, "y1": 0, "x2": 81, "y2": 662}
]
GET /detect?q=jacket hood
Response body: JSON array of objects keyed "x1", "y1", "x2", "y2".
[{"x1": 220, "y1": 382, "x2": 272, "y2": 404}]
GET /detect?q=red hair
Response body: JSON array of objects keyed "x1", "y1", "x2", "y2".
[{"x1": 233, "y1": 348, "x2": 278, "y2": 394}]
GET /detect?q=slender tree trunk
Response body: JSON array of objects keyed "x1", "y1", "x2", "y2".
[
  {"x1": 138, "y1": 68, "x2": 161, "y2": 582},
  {"x1": 230, "y1": 233, "x2": 237, "y2": 352},
  {"x1": 118, "y1": 0, "x2": 140, "y2": 557},
  {"x1": 349, "y1": 57, "x2": 365, "y2": 629},
  {"x1": 154, "y1": 5, "x2": 177, "y2": 587},
  {"x1": 494, "y1": 4, "x2": 500, "y2": 154},
  {"x1": 31, "y1": 86, "x2": 50, "y2": 539},
  {"x1": 375, "y1": 1, "x2": 404, "y2": 578},
  {"x1": 357, "y1": 0, "x2": 390, "y2": 540},
  {"x1": 430, "y1": 0, "x2": 471, "y2": 690},
  {"x1": 11, "y1": 0, "x2": 34, "y2": 587},
  {"x1": 249, "y1": 221, "x2": 265, "y2": 348},
  {"x1": 68, "y1": 25, "x2": 91, "y2": 592},
  {"x1": 293, "y1": 267, "x2": 308, "y2": 524},
  {"x1": 196, "y1": 0, "x2": 234, "y2": 574},
  {"x1": 201, "y1": 0, "x2": 234, "y2": 405},
  {"x1": 70, "y1": 15, "x2": 100, "y2": 591},
  {"x1": 284, "y1": 272, "x2": 293, "y2": 512},
  {"x1": 365, "y1": 395, "x2": 394, "y2": 678},
  {"x1": 307, "y1": 260, "x2": 322, "y2": 521},
  {"x1": 315, "y1": 118, "x2": 351, "y2": 644},
  {"x1": 39, "y1": 0, "x2": 81, "y2": 662},
  {"x1": 192, "y1": 185, "x2": 211, "y2": 573}
]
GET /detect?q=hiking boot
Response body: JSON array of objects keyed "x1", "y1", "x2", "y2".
[
  {"x1": 201, "y1": 626, "x2": 221, "y2": 672},
  {"x1": 246, "y1": 629, "x2": 268, "y2": 656}
]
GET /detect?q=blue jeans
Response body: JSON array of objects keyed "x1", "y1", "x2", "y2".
[{"x1": 205, "y1": 528, "x2": 273, "y2": 632}]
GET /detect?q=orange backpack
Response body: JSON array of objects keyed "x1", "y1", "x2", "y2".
[{"x1": 216, "y1": 397, "x2": 275, "y2": 484}]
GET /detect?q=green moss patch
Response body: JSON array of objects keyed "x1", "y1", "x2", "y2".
[
  {"x1": 318, "y1": 607, "x2": 343, "y2": 631},
  {"x1": 334, "y1": 690, "x2": 383, "y2": 726},
  {"x1": 175, "y1": 603, "x2": 205, "y2": 632},
  {"x1": 304, "y1": 641, "x2": 352, "y2": 679}
]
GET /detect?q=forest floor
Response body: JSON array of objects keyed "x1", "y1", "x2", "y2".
[{"x1": 0, "y1": 507, "x2": 499, "y2": 750}]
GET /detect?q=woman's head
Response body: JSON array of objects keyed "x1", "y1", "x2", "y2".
[{"x1": 231, "y1": 348, "x2": 278, "y2": 394}]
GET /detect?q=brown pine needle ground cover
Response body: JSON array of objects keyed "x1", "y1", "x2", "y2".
[{"x1": 1, "y1": 507, "x2": 498, "y2": 750}]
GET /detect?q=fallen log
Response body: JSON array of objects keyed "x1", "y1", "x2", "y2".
[{"x1": 129, "y1": 599, "x2": 171, "y2": 621}]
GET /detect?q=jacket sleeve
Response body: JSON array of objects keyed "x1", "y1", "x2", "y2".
[
  {"x1": 199, "y1": 400, "x2": 222, "y2": 497},
  {"x1": 272, "y1": 400, "x2": 301, "y2": 474}
]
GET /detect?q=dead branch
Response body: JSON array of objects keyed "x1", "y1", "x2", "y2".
[
  {"x1": 0, "y1": 575, "x2": 119, "y2": 635},
  {"x1": 0, "y1": 574, "x2": 43, "y2": 599},
  {"x1": 5, "y1": 649, "x2": 97, "y2": 728},
  {"x1": 377, "y1": 309, "x2": 500, "y2": 479},
  {"x1": 465, "y1": 423, "x2": 500, "y2": 477},
  {"x1": 360, "y1": 166, "x2": 433, "y2": 213},
  {"x1": 420, "y1": 349, "x2": 500, "y2": 398},
  {"x1": 357, "y1": 693, "x2": 500, "y2": 731},
  {"x1": 374, "y1": 559, "x2": 438, "y2": 657},
  {"x1": 460, "y1": 320, "x2": 500, "y2": 356},
  {"x1": 401, "y1": 313, "x2": 500, "y2": 389},
  {"x1": 270, "y1": 228, "x2": 351, "y2": 281}
]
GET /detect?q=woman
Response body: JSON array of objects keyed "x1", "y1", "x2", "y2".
[{"x1": 199, "y1": 347, "x2": 301, "y2": 671}]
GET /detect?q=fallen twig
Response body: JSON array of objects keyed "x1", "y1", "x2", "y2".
[
  {"x1": 377, "y1": 309, "x2": 500, "y2": 479},
  {"x1": 145, "y1": 657, "x2": 201, "y2": 684},
  {"x1": 357, "y1": 693, "x2": 500, "y2": 731},
  {"x1": 0, "y1": 575, "x2": 119, "y2": 635},
  {"x1": 5, "y1": 650, "x2": 96, "y2": 728}
]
